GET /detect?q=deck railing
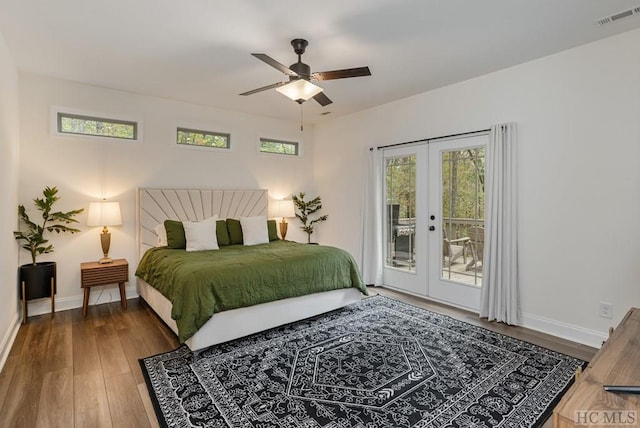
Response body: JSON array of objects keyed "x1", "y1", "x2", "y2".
[
  {"x1": 395, "y1": 217, "x2": 484, "y2": 238},
  {"x1": 442, "y1": 218, "x2": 484, "y2": 240}
]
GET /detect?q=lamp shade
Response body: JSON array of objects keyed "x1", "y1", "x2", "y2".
[
  {"x1": 87, "y1": 201, "x2": 122, "y2": 226},
  {"x1": 273, "y1": 199, "x2": 295, "y2": 218},
  {"x1": 276, "y1": 80, "x2": 323, "y2": 102}
]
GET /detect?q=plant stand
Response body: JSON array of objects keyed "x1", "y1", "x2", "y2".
[
  {"x1": 20, "y1": 261, "x2": 56, "y2": 323},
  {"x1": 21, "y1": 278, "x2": 55, "y2": 323}
]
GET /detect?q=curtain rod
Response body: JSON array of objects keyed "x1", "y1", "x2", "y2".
[{"x1": 371, "y1": 128, "x2": 491, "y2": 151}]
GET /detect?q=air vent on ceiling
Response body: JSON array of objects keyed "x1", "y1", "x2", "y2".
[{"x1": 597, "y1": 6, "x2": 640, "y2": 26}]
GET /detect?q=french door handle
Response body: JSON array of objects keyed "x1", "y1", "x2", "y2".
[{"x1": 429, "y1": 226, "x2": 435, "y2": 231}]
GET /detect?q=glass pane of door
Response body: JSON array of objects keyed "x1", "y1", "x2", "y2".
[
  {"x1": 383, "y1": 145, "x2": 428, "y2": 297},
  {"x1": 385, "y1": 155, "x2": 416, "y2": 272},
  {"x1": 441, "y1": 147, "x2": 485, "y2": 286}
]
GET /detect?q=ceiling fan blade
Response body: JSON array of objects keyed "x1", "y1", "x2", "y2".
[
  {"x1": 239, "y1": 81, "x2": 287, "y2": 96},
  {"x1": 313, "y1": 92, "x2": 333, "y2": 106},
  {"x1": 312, "y1": 66, "x2": 371, "y2": 81},
  {"x1": 252, "y1": 53, "x2": 298, "y2": 77}
]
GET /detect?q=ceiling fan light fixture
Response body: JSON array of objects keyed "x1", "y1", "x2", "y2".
[{"x1": 276, "y1": 79, "x2": 323, "y2": 102}]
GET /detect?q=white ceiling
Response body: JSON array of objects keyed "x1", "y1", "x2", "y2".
[{"x1": 1, "y1": 0, "x2": 640, "y2": 124}]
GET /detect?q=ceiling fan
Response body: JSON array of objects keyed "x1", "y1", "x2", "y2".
[{"x1": 240, "y1": 38, "x2": 371, "y2": 106}]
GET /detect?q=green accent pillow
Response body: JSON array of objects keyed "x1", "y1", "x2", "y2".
[
  {"x1": 226, "y1": 218, "x2": 243, "y2": 245},
  {"x1": 216, "y1": 220, "x2": 230, "y2": 246},
  {"x1": 164, "y1": 219, "x2": 186, "y2": 249},
  {"x1": 267, "y1": 219, "x2": 279, "y2": 241}
]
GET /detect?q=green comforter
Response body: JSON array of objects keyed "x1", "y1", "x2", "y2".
[{"x1": 135, "y1": 240, "x2": 367, "y2": 342}]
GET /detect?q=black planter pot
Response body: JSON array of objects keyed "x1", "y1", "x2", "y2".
[{"x1": 19, "y1": 261, "x2": 57, "y2": 300}]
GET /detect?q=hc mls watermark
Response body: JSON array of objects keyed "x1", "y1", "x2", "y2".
[{"x1": 575, "y1": 410, "x2": 638, "y2": 425}]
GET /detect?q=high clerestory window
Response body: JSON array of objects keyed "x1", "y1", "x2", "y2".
[
  {"x1": 177, "y1": 127, "x2": 230, "y2": 149},
  {"x1": 259, "y1": 138, "x2": 299, "y2": 156},
  {"x1": 57, "y1": 112, "x2": 138, "y2": 140}
]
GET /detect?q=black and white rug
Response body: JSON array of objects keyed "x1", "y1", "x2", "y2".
[{"x1": 140, "y1": 295, "x2": 585, "y2": 427}]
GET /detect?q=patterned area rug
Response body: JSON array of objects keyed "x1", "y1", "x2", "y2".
[{"x1": 140, "y1": 295, "x2": 585, "y2": 427}]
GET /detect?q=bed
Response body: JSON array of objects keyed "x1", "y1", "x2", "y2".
[{"x1": 135, "y1": 188, "x2": 366, "y2": 351}]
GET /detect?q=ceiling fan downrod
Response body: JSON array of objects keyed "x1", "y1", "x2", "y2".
[{"x1": 289, "y1": 39, "x2": 311, "y2": 81}]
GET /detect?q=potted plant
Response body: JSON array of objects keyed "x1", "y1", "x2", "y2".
[
  {"x1": 14, "y1": 186, "x2": 84, "y2": 302},
  {"x1": 292, "y1": 192, "x2": 328, "y2": 244}
]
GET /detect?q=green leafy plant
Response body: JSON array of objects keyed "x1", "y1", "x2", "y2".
[
  {"x1": 14, "y1": 186, "x2": 84, "y2": 265},
  {"x1": 292, "y1": 192, "x2": 328, "y2": 243}
]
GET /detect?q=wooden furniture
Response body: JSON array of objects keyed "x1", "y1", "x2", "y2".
[
  {"x1": 80, "y1": 258, "x2": 128, "y2": 317},
  {"x1": 21, "y1": 275, "x2": 55, "y2": 324},
  {"x1": 466, "y1": 226, "x2": 484, "y2": 271},
  {"x1": 443, "y1": 227, "x2": 469, "y2": 267},
  {"x1": 553, "y1": 307, "x2": 640, "y2": 427}
]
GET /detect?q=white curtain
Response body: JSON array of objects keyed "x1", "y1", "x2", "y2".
[
  {"x1": 480, "y1": 122, "x2": 520, "y2": 324},
  {"x1": 361, "y1": 147, "x2": 384, "y2": 285}
]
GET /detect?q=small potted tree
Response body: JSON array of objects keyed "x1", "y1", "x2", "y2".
[
  {"x1": 292, "y1": 192, "x2": 328, "y2": 244},
  {"x1": 14, "y1": 186, "x2": 84, "y2": 308}
]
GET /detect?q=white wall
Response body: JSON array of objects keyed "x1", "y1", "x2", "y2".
[
  {"x1": 314, "y1": 28, "x2": 640, "y2": 348},
  {"x1": 18, "y1": 74, "x2": 314, "y2": 315},
  {"x1": 13, "y1": 28, "x2": 640, "y2": 348},
  {"x1": 0, "y1": 30, "x2": 20, "y2": 370}
]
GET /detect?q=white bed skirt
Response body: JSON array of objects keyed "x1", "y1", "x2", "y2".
[{"x1": 137, "y1": 277, "x2": 363, "y2": 351}]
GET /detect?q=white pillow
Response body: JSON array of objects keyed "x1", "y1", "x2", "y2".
[
  {"x1": 154, "y1": 223, "x2": 168, "y2": 246},
  {"x1": 240, "y1": 215, "x2": 269, "y2": 246},
  {"x1": 183, "y1": 216, "x2": 219, "y2": 251}
]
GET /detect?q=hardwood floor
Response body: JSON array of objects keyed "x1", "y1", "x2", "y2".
[
  {"x1": 0, "y1": 288, "x2": 597, "y2": 427},
  {"x1": 0, "y1": 298, "x2": 178, "y2": 428}
]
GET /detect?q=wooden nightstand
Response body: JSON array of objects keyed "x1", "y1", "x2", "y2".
[{"x1": 80, "y1": 258, "x2": 128, "y2": 317}]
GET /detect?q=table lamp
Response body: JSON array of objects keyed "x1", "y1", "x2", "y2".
[
  {"x1": 273, "y1": 199, "x2": 295, "y2": 240},
  {"x1": 87, "y1": 200, "x2": 122, "y2": 264}
]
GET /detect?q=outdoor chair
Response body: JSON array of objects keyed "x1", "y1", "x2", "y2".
[
  {"x1": 466, "y1": 226, "x2": 484, "y2": 271},
  {"x1": 443, "y1": 227, "x2": 470, "y2": 267}
]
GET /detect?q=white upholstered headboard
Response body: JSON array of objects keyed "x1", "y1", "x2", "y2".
[{"x1": 136, "y1": 188, "x2": 268, "y2": 258}]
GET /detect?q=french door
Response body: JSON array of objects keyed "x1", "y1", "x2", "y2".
[
  {"x1": 382, "y1": 134, "x2": 487, "y2": 311},
  {"x1": 382, "y1": 145, "x2": 428, "y2": 295}
]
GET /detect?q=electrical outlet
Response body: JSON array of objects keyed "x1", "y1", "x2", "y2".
[{"x1": 599, "y1": 302, "x2": 613, "y2": 319}]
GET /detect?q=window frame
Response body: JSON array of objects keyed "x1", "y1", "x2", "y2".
[
  {"x1": 56, "y1": 112, "x2": 138, "y2": 140},
  {"x1": 176, "y1": 127, "x2": 231, "y2": 150},
  {"x1": 258, "y1": 137, "x2": 300, "y2": 156},
  {"x1": 51, "y1": 107, "x2": 142, "y2": 142}
]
